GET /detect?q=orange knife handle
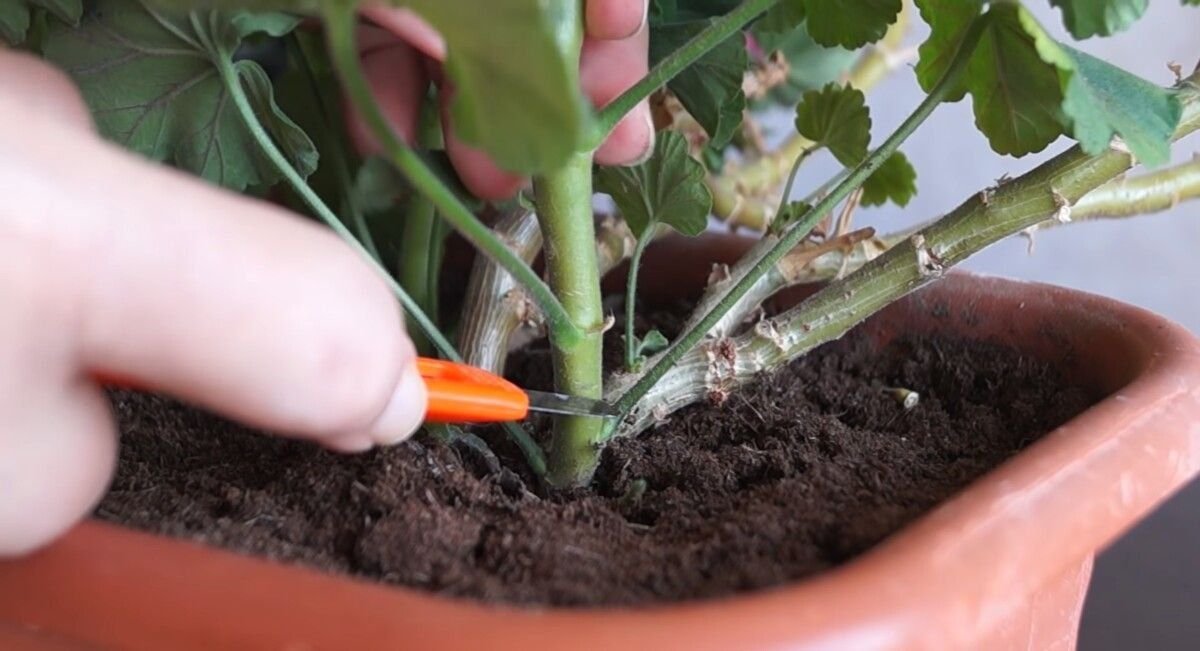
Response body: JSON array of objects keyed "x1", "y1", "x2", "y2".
[{"x1": 417, "y1": 357, "x2": 529, "y2": 424}]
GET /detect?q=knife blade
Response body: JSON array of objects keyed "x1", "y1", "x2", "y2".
[
  {"x1": 417, "y1": 357, "x2": 619, "y2": 423},
  {"x1": 524, "y1": 389, "x2": 620, "y2": 419}
]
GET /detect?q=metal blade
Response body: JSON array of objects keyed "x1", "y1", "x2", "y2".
[{"x1": 525, "y1": 390, "x2": 620, "y2": 419}]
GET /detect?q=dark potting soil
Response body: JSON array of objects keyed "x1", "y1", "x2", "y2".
[{"x1": 96, "y1": 329, "x2": 1093, "y2": 607}]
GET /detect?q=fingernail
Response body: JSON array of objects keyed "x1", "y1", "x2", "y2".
[
  {"x1": 367, "y1": 362, "x2": 427, "y2": 446},
  {"x1": 630, "y1": 108, "x2": 656, "y2": 165},
  {"x1": 620, "y1": 0, "x2": 649, "y2": 38}
]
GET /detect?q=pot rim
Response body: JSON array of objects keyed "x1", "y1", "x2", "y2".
[{"x1": 2, "y1": 271, "x2": 1199, "y2": 651}]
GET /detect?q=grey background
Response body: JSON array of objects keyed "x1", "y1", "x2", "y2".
[{"x1": 752, "y1": 3, "x2": 1200, "y2": 648}]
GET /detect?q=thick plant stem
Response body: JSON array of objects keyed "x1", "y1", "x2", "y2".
[
  {"x1": 611, "y1": 74, "x2": 1200, "y2": 437},
  {"x1": 322, "y1": 6, "x2": 580, "y2": 347},
  {"x1": 612, "y1": 14, "x2": 991, "y2": 417},
  {"x1": 595, "y1": 0, "x2": 781, "y2": 139},
  {"x1": 457, "y1": 208, "x2": 543, "y2": 372},
  {"x1": 535, "y1": 153, "x2": 606, "y2": 488}
]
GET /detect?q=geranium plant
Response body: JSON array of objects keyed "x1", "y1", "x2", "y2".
[{"x1": 8, "y1": 0, "x2": 1199, "y2": 491}]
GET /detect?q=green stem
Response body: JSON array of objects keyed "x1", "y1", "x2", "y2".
[
  {"x1": 594, "y1": 0, "x2": 781, "y2": 139},
  {"x1": 613, "y1": 13, "x2": 990, "y2": 415},
  {"x1": 399, "y1": 195, "x2": 438, "y2": 354},
  {"x1": 285, "y1": 34, "x2": 383, "y2": 265},
  {"x1": 322, "y1": 5, "x2": 581, "y2": 348},
  {"x1": 535, "y1": 152, "x2": 606, "y2": 488},
  {"x1": 217, "y1": 54, "x2": 547, "y2": 476},
  {"x1": 624, "y1": 226, "x2": 656, "y2": 370},
  {"x1": 398, "y1": 96, "x2": 446, "y2": 355}
]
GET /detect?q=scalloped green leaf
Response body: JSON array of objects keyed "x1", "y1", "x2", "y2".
[
  {"x1": 42, "y1": 0, "x2": 315, "y2": 190},
  {"x1": 1022, "y1": 12, "x2": 1182, "y2": 166},
  {"x1": 861, "y1": 152, "x2": 917, "y2": 207},
  {"x1": 916, "y1": 1, "x2": 1064, "y2": 156},
  {"x1": 594, "y1": 130, "x2": 712, "y2": 238},
  {"x1": 794, "y1": 82, "x2": 871, "y2": 167},
  {"x1": 914, "y1": 0, "x2": 981, "y2": 102},
  {"x1": 650, "y1": 19, "x2": 747, "y2": 147},
  {"x1": 802, "y1": 0, "x2": 902, "y2": 49},
  {"x1": 1048, "y1": 0, "x2": 1147, "y2": 39},
  {"x1": 915, "y1": 2, "x2": 1180, "y2": 162}
]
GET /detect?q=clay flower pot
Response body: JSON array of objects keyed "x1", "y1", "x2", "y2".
[{"x1": 3, "y1": 233, "x2": 1200, "y2": 650}]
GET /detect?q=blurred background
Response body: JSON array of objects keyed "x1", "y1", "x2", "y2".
[{"x1": 749, "y1": 3, "x2": 1200, "y2": 648}]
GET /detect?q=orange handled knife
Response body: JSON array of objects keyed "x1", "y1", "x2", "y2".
[
  {"x1": 417, "y1": 357, "x2": 618, "y2": 424},
  {"x1": 94, "y1": 358, "x2": 616, "y2": 425}
]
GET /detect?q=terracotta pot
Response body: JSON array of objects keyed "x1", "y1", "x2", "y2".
[{"x1": 3, "y1": 233, "x2": 1200, "y2": 650}]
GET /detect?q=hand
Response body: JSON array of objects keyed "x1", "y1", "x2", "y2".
[
  {"x1": 0, "y1": 50, "x2": 427, "y2": 556},
  {"x1": 352, "y1": 0, "x2": 654, "y2": 199}
]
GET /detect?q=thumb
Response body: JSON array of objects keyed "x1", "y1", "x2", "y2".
[{"x1": 0, "y1": 71, "x2": 426, "y2": 554}]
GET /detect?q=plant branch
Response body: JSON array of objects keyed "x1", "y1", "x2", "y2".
[
  {"x1": 1071, "y1": 154, "x2": 1200, "y2": 220},
  {"x1": 322, "y1": 5, "x2": 582, "y2": 347},
  {"x1": 689, "y1": 226, "x2": 887, "y2": 340},
  {"x1": 457, "y1": 208, "x2": 544, "y2": 372},
  {"x1": 594, "y1": 0, "x2": 781, "y2": 140},
  {"x1": 612, "y1": 72, "x2": 1200, "y2": 437},
  {"x1": 610, "y1": 13, "x2": 992, "y2": 418},
  {"x1": 708, "y1": 1, "x2": 914, "y2": 230}
]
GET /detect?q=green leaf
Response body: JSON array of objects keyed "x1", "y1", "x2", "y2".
[
  {"x1": 754, "y1": 0, "x2": 805, "y2": 40},
  {"x1": 965, "y1": 4, "x2": 1066, "y2": 156},
  {"x1": 861, "y1": 152, "x2": 916, "y2": 207},
  {"x1": 1023, "y1": 16, "x2": 1182, "y2": 166},
  {"x1": 769, "y1": 200, "x2": 812, "y2": 236},
  {"x1": 1048, "y1": 0, "x2": 1147, "y2": 39},
  {"x1": 635, "y1": 329, "x2": 670, "y2": 357},
  {"x1": 594, "y1": 130, "x2": 712, "y2": 238},
  {"x1": 915, "y1": 1, "x2": 1064, "y2": 156},
  {"x1": 42, "y1": 0, "x2": 315, "y2": 191},
  {"x1": 1185, "y1": 0, "x2": 1200, "y2": 6},
  {"x1": 0, "y1": 0, "x2": 80, "y2": 45},
  {"x1": 0, "y1": 1, "x2": 30, "y2": 44},
  {"x1": 914, "y1": 2, "x2": 1180, "y2": 162},
  {"x1": 802, "y1": 0, "x2": 902, "y2": 49},
  {"x1": 402, "y1": 0, "x2": 594, "y2": 174},
  {"x1": 794, "y1": 82, "x2": 871, "y2": 167},
  {"x1": 913, "y1": 0, "x2": 980, "y2": 103},
  {"x1": 353, "y1": 157, "x2": 407, "y2": 214},
  {"x1": 650, "y1": 19, "x2": 747, "y2": 148}
]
